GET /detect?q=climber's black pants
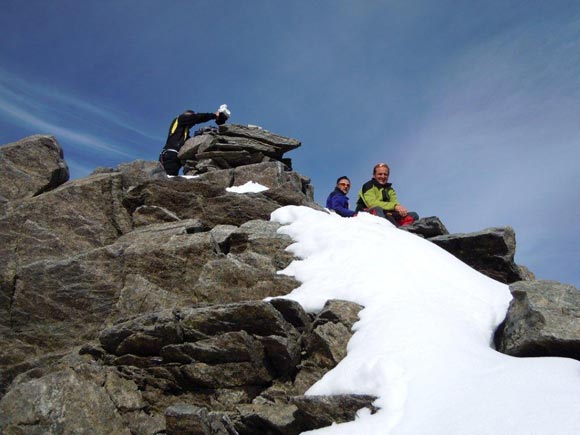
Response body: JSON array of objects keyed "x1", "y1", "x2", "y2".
[{"x1": 159, "y1": 149, "x2": 181, "y2": 176}]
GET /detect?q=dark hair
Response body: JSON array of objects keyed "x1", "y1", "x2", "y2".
[{"x1": 336, "y1": 176, "x2": 350, "y2": 184}]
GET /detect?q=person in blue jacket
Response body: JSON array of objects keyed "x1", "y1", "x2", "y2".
[{"x1": 326, "y1": 176, "x2": 356, "y2": 217}]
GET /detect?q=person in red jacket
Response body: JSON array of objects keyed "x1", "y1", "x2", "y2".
[{"x1": 159, "y1": 108, "x2": 229, "y2": 176}]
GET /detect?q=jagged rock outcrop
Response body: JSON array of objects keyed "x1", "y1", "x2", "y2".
[
  {"x1": 429, "y1": 226, "x2": 530, "y2": 284},
  {"x1": 494, "y1": 280, "x2": 580, "y2": 359},
  {"x1": 401, "y1": 218, "x2": 531, "y2": 284},
  {"x1": 0, "y1": 129, "x2": 375, "y2": 435},
  {"x1": 0, "y1": 299, "x2": 372, "y2": 435},
  {"x1": 0, "y1": 128, "x2": 577, "y2": 435},
  {"x1": 0, "y1": 129, "x2": 312, "y2": 397},
  {"x1": 0, "y1": 135, "x2": 69, "y2": 204}
]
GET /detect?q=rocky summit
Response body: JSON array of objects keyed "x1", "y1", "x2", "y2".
[{"x1": 0, "y1": 126, "x2": 578, "y2": 435}]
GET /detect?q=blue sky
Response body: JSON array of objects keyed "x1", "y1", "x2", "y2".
[{"x1": 1, "y1": 0, "x2": 579, "y2": 287}]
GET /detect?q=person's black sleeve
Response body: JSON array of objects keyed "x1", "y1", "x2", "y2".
[{"x1": 178, "y1": 112, "x2": 217, "y2": 127}]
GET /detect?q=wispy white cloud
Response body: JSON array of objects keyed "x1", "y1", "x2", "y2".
[
  {"x1": 398, "y1": 18, "x2": 580, "y2": 218},
  {"x1": 390, "y1": 18, "x2": 580, "y2": 283},
  {"x1": 0, "y1": 99, "x2": 135, "y2": 158},
  {"x1": 65, "y1": 158, "x2": 99, "y2": 179},
  {"x1": 0, "y1": 68, "x2": 162, "y2": 156}
]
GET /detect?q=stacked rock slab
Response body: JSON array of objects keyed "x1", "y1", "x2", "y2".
[{"x1": 178, "y1": 124, "x2": 301, "y2": 175}]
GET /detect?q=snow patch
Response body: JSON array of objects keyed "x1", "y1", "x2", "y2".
[{"x1": 226, "y1": 181, "x2": 269, "y2": 193}]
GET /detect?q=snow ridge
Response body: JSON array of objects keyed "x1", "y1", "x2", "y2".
[{"x1": 271, "y1": 206, "x2": 580, "y2": 435}]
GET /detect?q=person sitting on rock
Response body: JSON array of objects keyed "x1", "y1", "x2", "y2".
[
  {"x1": 356, "y1": 163, "x2": 418, "y2": 226},
  {"x1": 326, "y1": 176, "x2": 356, "y2": 217},
  {"x1": 159, "y1": 106, "x2": 230, "y2": 176}
]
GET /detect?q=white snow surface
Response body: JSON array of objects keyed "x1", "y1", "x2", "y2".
[
  {"x1": 166, "y1": 174, "x2": 200, "y2": 179},
  {"x1": 226, "y1": 181, "x2": 269, "y2": 193},
  {"x1": 270, "y1": 206, "x2": 580, "y2": 435}
]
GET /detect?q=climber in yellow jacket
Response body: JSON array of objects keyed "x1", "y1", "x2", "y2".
[{"x1": 356, "y1": 163, "x2": 419, "y2": 226}]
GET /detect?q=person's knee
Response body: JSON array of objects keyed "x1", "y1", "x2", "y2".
[{"x1": 367, "y1": 206, "x2": 386, "y2": 218}]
